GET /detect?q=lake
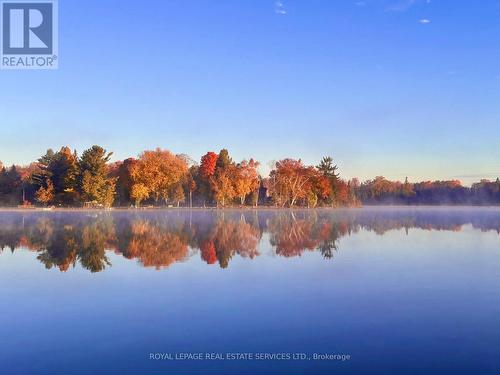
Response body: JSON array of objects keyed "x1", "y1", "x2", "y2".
[{"x1": 1, "y1": 207, "x2": 499, "y2": 374}]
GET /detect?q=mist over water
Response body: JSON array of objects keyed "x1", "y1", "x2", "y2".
[
  {"x1": 1, "y1": 208, "x2": 500, "y2": 374},
  {"x1": 1, "y1": 207, "x2": 500, "y2": 272}
]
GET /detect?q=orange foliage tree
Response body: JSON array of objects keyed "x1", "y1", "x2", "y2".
[
  {"x1": 234, "y1": 159, "x2": 260, "y2": 205},
  {"x1": 269, "y1": 159, "x2": 317, "y2": 207},
  {"x1": 130, "y1": 148, "x2": 188, "y2": 205}
]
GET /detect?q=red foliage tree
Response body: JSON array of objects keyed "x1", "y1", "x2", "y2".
[
  {"x1": 335, "y1": 180, "x2": 350, "y2": 205},
  {"x1": 200, "y1": 152, "x2": 218, "y2": 179}
]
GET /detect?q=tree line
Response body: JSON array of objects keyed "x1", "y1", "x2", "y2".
[
  {"x1": 0, "y1": 145, "x2": 499, "y2": 207},
  {"x1": 354, "y1": 176, "x2": 500, "y2": 205},
  {"x1": 0, "y1": 146, "x2": 352, "y2": 208}
]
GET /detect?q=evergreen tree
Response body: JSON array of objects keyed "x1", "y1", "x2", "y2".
[
  {"x1": 78, "y1": 146, "x2": 116, "y2": 207},
  {"x1": 317, "y1": 156, "x2": 339, "y2": 181},
  {"x1": 51, "y1": 147, "x2": 79, "y2": 203},
  {"x1": 0, "y1": 166, "x2": 22, "y2": 205},
  {"x1": 32, "y1": 149, "x2": 56, "y2": 188},
  {"x1": 317, "y1": 156, "x2": 340, "y2": 206},
  {"x1": 216, "y1": 149, "x2": 232, "y2": 169}
]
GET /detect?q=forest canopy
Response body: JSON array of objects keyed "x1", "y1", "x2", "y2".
[{"x1": 0, "y1": 146, "x2": 498, "y2": 207}]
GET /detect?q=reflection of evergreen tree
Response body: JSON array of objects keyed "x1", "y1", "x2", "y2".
[
  {"x1": 37, "y1": 225, "x2": 78, "y2": 272},
  {"x1": 317, "y1": 218, "x2": 352, "y2": 259},
  {"x1": 78, "y1": 222, "x2": 111, "y2": 273},
  {"x1": 319, "y1": 244, "x2": 336, "y2": 259},
  {"x1": 28, "y1": 215, "x2": 115, "y2": 273},
  {"x1": 316, "y1": 222, "x2": 340, "y2": 260},
  {"x1": 268, "y1": 212, "x2": 347, "y2": 259},
  {"x1": 201, "y1": 216, "x2": 261, "y2": 268}
]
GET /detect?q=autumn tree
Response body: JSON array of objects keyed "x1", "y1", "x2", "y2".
[
  {"x1": 186, "y1": 165, "x2": 198, "y2": 208},
  {"x1": 334, "y1": 180, "x2": 350, "y2": 206},
  {"x1": 311, "y1": 173, "x2": 332, "y2": 207},
  {"x1": 269, "y1": 159, "x2": 316, "y2": 207},
  {"x1": 35, "y1": 178, "x2": 55, "y2": 206},
  {"x1": 130, "y1": 148, "x2": 188, "y2": 206},
  {"x1": 130, "y1": 183, "x2": 149, "y2": 206},
  {"x1": 363, "y1": 176, "x2": 400, "y2": 200},
  {"x1": 169, "y1": 182, "x2": 185, "y2": 207},
  {"x1": 176, "y1": 154, "x2": 196, "y2": 168},
  {"x1": 114, "y1": 158, "x2": 137, "y2": 206},
  {"x1": 234, "y1": 159, "x2": 260, "y2": 205},
  {"x1": 211, "y1": 164, "x2": 236, "y2": 207},
  {"x1": 211, "y1": 149, "x2": 237, "y2": 207},
  {"x1": 199, "y1": 152, "x2": 218, "y2": 179},
  {"x1": 198, "y1": 152, "x2": 218, "y2": 205}
]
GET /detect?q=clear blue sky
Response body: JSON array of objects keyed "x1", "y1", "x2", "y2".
[{"x1": 1, "y1": 0, "x2": 500, "y2": 184}]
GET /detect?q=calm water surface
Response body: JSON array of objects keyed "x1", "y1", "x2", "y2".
[{"x1": 1, "y1": 208, "x2": 500, "y2": 374}]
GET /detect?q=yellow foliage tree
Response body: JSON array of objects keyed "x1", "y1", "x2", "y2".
[{"x1": 130, "y1": 183, "x2": 149, "y2": 206}]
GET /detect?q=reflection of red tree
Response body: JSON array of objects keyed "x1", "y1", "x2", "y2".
[
  {"x1": 200, "y1": 240, "x2": 217, "y2": 264},
  {"x1": 198, "y1": 219, "x2": 261, "y2": 268},
  {"x1": 318, "y1": 222, "x2": 332, "y2": 241},
  {"x1": 18, "y1": 235, "x2": 31, "y2": 249}
]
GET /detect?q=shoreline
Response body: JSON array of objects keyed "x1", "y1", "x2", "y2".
[{"x1": 0, "y1": 205, "x2": 500, "y2": 212}]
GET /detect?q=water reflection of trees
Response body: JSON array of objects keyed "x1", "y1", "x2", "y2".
[
  {"x1": 267, "y1": 212, "x2": 350, "y2": 259},
  {"x1": 198, "y1": 217, "x2": 261, "y2": 268},
  {"x1": 1, "y1": 209, "x2": 500, "y2": 272},
  {"x1": 24, "y1": 216, "x2": 115, "y2": 272},
  {"x1": 121, "y1": 220, "x2": 189, "y2": 269}
]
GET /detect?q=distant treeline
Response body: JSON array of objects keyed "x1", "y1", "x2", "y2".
[
  {"x1": 356, "y1": 177, "x2": 500, "y2": 205},
  {"x1": 0, "y1": 145, "x2": 498, "y2": 207}
]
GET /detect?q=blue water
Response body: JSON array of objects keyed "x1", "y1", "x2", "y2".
[{"x1": 0, "y1": 208, "x2": 499, "y2": 374}]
